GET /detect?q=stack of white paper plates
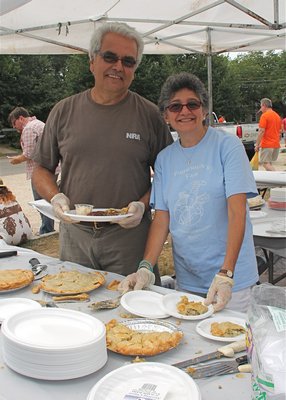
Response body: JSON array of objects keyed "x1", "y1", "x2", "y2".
[
  {"x1": 2, "y1": 308, "x2": 107, "y2": 380},
  {"x1": 87, "y1": 362, "x2": 201, "y2": 400}
]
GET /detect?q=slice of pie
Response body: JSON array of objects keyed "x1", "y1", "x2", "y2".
[
  {"x1": 89, "y1": 207, "x2": 128, "y2": 216},
  {"x1": 0, "y1": 269, "x2": 34, "y2": 291},
  {"x1": 211, "y1": 321, "x2": 246, "y2": 337},
  {"x1": 106, "y1": 319, "x2": 183, "y2": 356},
  {"x1": 40, "y1": 270, "x2": 105, "y2": 294},
  {"x1": 176, "y1": 295, "x2": 208, "y2": 316}
]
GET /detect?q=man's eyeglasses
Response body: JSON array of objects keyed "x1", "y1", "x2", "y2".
[
  {"x1": 165, "y1": 100, "x2": 202, "y2": 113},
  {"x1": 96, "y1": 51, "x2": 137, "y2": 68}
]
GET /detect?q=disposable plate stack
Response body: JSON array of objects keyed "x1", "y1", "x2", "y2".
[{"x1": 1, "y1": 308, "x2": 107, "y2": 380}]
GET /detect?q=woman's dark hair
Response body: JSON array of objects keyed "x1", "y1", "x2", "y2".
[{"x1": 158, "y1": 72, "x2": 209, "y2": 113}]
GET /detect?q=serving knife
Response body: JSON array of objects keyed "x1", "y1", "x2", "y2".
[
  {"x1": 187, "y1": 355, "x2": 251, "y2": 379},
  {"x1": 172, "y1": 339, "x2": 246, "y2": 369}
]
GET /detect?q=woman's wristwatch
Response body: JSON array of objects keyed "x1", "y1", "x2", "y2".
[{"x1": 218, "y1": 269, "x2": 233, "y2": 278}]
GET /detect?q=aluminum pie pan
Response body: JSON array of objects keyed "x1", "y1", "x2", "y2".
[{"x1": 107, "y1": 318, "x2": 183, "y2": 357}]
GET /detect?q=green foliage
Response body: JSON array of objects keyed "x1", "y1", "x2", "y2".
[{"x1": 0, "y1": 51, "x2": 285, "y2": 129}]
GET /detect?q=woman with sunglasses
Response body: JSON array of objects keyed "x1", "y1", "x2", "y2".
[{"x1": 119, "y1": 72, "x2": 259, "y2": 312}]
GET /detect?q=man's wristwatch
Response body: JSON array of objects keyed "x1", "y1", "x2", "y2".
[{"x1": 219, "y1": 269, "x2": 234, "y2": 278}]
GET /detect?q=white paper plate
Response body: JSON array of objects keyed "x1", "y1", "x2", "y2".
[
  {"x1": 87, "y1": 362, "x2": 201, "y2": 400},
  {"x1": 252, "y1": 218, "x2": 286, "y2": 237},
  {"x1": 64, "y1": 208, "x2": 133, "y2": 222},
  {"x1": 0, "y1": 298, "x2": 41, "y2": 323},
  {"x1": 161, "y1": 292, "x2": 214, "y2": 320},
  {"x1": 196, "y1": 316, "x2": 246, "y2": 342},
  {"x1": 249, "y1": 211, "x2": 267, "y2": 219},
  {"x1": 2, "y1": 308, "x2": 105, "y2": 349},
  {"x1": 120, "y1": 290, "x2": 170, "y2": 318}
]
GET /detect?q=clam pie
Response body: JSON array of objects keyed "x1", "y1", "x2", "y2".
[
  {"x1": 106, "y1": 319, "x2": 183, "y2": 356},
  {"x1": 176, "y1": 295, "x2": 208, "y2": 316},
  {"x1": 40, "y1": 270, "x2": 105, "y2": 294},
  {"x1": 211, "y1": 321, "x2": 246, "y2": 337},
  {"x1": 0, "y1": 269, "x2": 34, "y2": 291}
]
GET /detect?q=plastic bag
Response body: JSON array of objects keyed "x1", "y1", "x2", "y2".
[
  {"x1": 247, "y1": 284, "x2": 286, "y2": 399},
  {"x1": 250, "y1": 152, "x2": 259, "y2": 170}
]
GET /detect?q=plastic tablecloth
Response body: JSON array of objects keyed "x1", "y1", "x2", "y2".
[{"x1": 0, "y1": 240, "x2": 251, "y2": 400}]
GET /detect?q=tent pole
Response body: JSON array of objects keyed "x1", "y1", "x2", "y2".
[
  {"x1": 207, "y1": 54, "x2": 213, "y2": 124},
  {"x1": 206, "y1": 28, "x2": 213, "y2": 125}
]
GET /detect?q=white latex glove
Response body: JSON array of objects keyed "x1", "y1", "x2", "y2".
[
  {"x1": 115, "y1": 201, "x2": 145, "y2": 229},
  {"x1": 118, "y1": 268, "x2": 155, "y2": 293},
  {"x1": 50, "y1": 193, "x2": 75, "y2": 223},
  {"x1": 205, "y1": 274, "x2": 234, "y2": 312}
]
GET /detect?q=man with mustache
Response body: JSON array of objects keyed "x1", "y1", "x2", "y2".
[{"x1": 32, "y1": 22, "x2": 172, "y2": 281}]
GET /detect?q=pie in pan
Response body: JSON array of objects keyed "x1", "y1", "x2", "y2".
[
  {"x1": 106, "y1": 319, "x2": 183, "y2": 356},
  {"x1": 40, "y1": 270, "x2": 105, "y2": 294},
  {"x1": 0, "y1": 269, "x2": 34, "y2": 291},
  {"x1": 176, "y1": 295, "x2": 208, "y2": 316},
  {"x1": 211, "y1": 321, "x2": 246, "y2": 337}
]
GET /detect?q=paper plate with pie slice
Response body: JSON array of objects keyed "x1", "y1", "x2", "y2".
[
  {"x1": 106, "y1": 318, "x2": 183, "y2": 356},
  {"x1": 64, "y1": 208, "x2": 133, "y2": 222},
  {"x1": 196, "y1": 316, "x2": 247, "y2": 342},
  {"x1": 161, "y1": 292, "x2": 214, "y2": 320},
  {"x1": 0, "y1": 269, "x2": 34, "y2": 294},
  {"x1": 40, "y1": 270, "x2": 105, "y2": 295}
]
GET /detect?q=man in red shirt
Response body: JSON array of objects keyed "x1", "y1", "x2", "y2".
[{"x1": 255, "y1": 98, "x2": 281, "y2": 171}]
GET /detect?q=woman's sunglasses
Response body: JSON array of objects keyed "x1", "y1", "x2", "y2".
[
  {"x1": 166, "y1": 100, "x2": 202, "y2": 113},
  {"x1": 96, "y1": 51, "x2": 137, "y2": 68}
]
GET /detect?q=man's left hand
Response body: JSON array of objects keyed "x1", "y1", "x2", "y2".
[
  {"x1": 205, "y1": 274, "x2": 234, "y2": 312},
  {"x1": 115, "y1": 201, "x2": 145, "y2": 229}
]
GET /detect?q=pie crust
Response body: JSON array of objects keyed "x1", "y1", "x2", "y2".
[
  {"x1": 106, "y1": 319, "x2": 183, "y2": 356},
  {"x1": 0, "y1": 269, "x2": 34, "y2": 291},
  {"x1": 211, "y1": 321, "x2": 246, "y2": 337},
  {"x1": 106, "y1": 279, "x2": 121, "y2": 291},
  {"x1": 176, "y1": 296, "x2": 208, "y2": 316},
  {"x1": 40, "y1": 270, "x2": 105, "y2": 294}
]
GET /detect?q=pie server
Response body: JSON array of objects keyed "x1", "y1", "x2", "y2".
[
  {"x1": 29, "y1": 257, "x2": 48, "y2": 279},
  {"x1": 172, "y1": 339, "x2": 246, "y2": 368}
]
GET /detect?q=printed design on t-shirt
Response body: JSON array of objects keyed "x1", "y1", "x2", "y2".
[
  {"x1": 174, "y1": 181, "x2": 209, "y2": 226},
  {"x1": 125, "y1": 132, "x2": 141, "y2": 140}
]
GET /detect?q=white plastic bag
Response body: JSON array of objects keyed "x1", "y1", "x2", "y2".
[{"x1": 247, "y1": 284, "x2": 286, "y2": 399}]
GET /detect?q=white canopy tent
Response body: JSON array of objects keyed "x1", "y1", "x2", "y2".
[{"x1": 1, "y1": 0, "x2": 285, "y2": 115}]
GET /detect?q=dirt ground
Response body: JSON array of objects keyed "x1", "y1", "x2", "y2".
[{"x1": 1, "y1": 143, "x2": 285, "y2": 280}]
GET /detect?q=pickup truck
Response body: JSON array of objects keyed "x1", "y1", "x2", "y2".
[{"x1": 212, "y1": 113, "x2": 259, "y2": 160}]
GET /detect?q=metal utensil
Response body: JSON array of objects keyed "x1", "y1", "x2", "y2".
[
  {"x1": 29, "y1": 257, "x2": 48, "y2": 272},
  {"x1": 29, "y1": 257, "x2": 48, "y2": 279},
  {"x1": 172, "y1": 340, "x2": 246, "y2": 369},
  {"x1": 187, "y1": 355, "x2": 250, "y2": 379},
  {"x1": 0, "y1": 250, "x2": 17, "y2": 258},
  {"x1": 90, "y1": 294, "x2": 123, "y2": 310}
]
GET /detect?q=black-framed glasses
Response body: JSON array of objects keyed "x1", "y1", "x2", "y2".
[
  {"x1": 166, "y1": 100, "x2": 202, "y2": 113},
  {"x1": 96, "y1": 51, "x2": 137, "y2": 68}
]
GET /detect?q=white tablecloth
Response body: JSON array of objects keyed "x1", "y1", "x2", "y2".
[
  {"x1": 251, "y1": 206, "x2": 286, "y2": 256},
  {"x1": 0, "y1": 241, "x2": 251, "y2": 400},
  {"x1": 253, "y1": 171, "x2": 286, "y2": 188}
]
